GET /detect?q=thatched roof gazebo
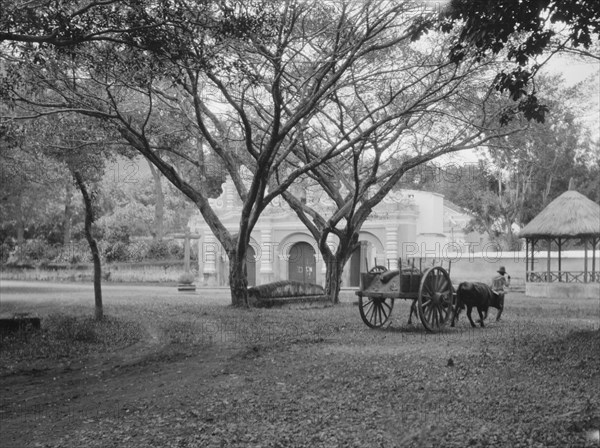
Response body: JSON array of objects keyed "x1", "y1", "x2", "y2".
[{"x1": 518, "y1": 187, "x2": 600, "y2": 299}]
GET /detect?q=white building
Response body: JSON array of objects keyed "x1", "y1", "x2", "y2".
[{"x1": 190, "y1": 179, "x2": 478, "y2": 287}]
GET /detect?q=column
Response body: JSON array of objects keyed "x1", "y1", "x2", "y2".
[
  {"x1": 202, "y1": 230, "x2": 218, "y2": 286},
  {"x1": 386, "y1": 225, "x2": 399, "y2": 270},
  {"x1": 226, "y1": 180, "x2": 234, "y2": 209},
  {"x1": 360, "y1": 241, "x2": 368, "y2": 273},
  {"x1": 259, "y1": 228, "x2": 275, "y2": 285}
]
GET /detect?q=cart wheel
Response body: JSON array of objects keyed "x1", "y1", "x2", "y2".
[
  {"x1": 369, "y1": 266, "x2": 388, "y2": 273},
  {"x1": 417, "y1": 266, "x2": 454, "y2": 332},
  {"x1": 358, "y1": 295, "x2": 394, "y2": 329}
]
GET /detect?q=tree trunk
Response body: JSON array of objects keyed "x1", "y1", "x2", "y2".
[
  {"x1": 323, "y1": 249, "x2": 352, "y2": 305},
  {"x1": 73, "y1": 172, "x2": 103, "y2": 320},
  {"x1": 63, "y1": 180, "x2": 73, "y2": 245},
  {"x1": 15, "y1": 192, "x2": 25, "y2": 261},
  {"x1": 228, "y1": 253, "x2": 249, "y2": 307},
  {"x1": 148, "y1": 161, "x2": 164, "y2": 241},
  {"x1": 16, "y1": 191, "x2": 24, "y2": 247}
]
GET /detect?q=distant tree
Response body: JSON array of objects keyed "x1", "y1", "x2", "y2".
[
  {"x1": 97, "y1": 155, "x2": 198, "y2": 242},
  {"x1": 406, "y1": 77, "x2": 599, "y2": 250},
  {"x1": 0, "y1": 119, "x2": 70, "y2": 249}
]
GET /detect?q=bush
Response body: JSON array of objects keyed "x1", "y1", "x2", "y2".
[
  {"x1": 102, "y1": 224, "x2": 131, "y2": 244},
  {"x1": 103, "y1": 240, "x2": 130, "y2": 263},
  {"x1": 178, "y1": 272, "x2": 197, "y2": 284},
  {"x1": 144, "y1": 239, "x2": 169, "y2": 260},
  {"x1": 0, "y1": 241, "x2": 15, "y2": 264},
  {"x1": 4, "y1": 239, "x2": 60, "y2": 264},
  {"x1": 144, "y1": 239, "x2": 184, "y2": 261},
  {"x1": 127, "y1": 240, "x2": 149, "y2": 262},
  {"x1": 52, "y1": 240, "x2": 92, "y2": 264},
  {"x1": 167, "y1": 240, "x2": 185, "y2": 260}
]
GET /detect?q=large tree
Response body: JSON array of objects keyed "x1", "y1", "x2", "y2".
[
  {"x1": 2, "y1": 0, "x2": 457, "y2": 306},
  {"x1": 277, "y1": 32, "x2": 517, "y2": 301}
]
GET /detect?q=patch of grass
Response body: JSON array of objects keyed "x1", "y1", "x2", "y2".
[{"x1": 0, "y1": 313, "x2": 143, "y2": 374}]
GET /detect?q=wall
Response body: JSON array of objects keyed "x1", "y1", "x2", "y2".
[{"x1": 1, "y1": 261, "x2": 193, "y2": 283}]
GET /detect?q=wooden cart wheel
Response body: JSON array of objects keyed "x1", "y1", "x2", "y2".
[
  {"x1": 369, "y1": 266, "x2": 388, "y2": 273},
  {"x1": 417, "y1": 266, "x2": 454, "y2": 332},
  {"x1": 358, "y1": 295, "x2": 394, "y2": 329}
]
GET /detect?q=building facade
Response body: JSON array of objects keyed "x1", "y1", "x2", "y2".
[{"x1": 190, "y1": 179, "x2": 475, "y2": 287}]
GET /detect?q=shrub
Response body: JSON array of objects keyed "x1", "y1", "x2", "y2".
[
  {"x1": 5, "y1": 239, "x2": 60, "y2": 264},
  {"x1": 145, "y1": 239, "x2": 170, "y2": 260},
  {"x1": 127, "y1": 240, "x2": 149, "y2": 262},
  {"x1": 178, "y1": 272, "x2": 197, "y2": 284},
  {"x1": 102, "y1": 224, "x2": 131, "y2": 244},
  {"x1": 103, "y1": 240, "x2": 130, "y2": 263},
  {"x1": 144, "y1": 239, "x2": 184, "y2": 260},
  {"x1": 51, "y1": 240, "x2": 91, "y2": 264},
  {"x1": 0, "y1": 241, "x2": 15, "y2": 264},
  {"x1": 167, "y1": 240, "x2": 185, "y2": 260}
]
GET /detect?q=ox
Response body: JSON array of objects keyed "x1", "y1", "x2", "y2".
[{"x1": 451, "y1": 282, "x2": 503, "y2": 328}]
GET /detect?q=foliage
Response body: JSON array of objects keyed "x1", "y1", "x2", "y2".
[
  {"x1": 0, "y1": 120, "x2": 75, "y2": 245},
  {"x1": 439, "y1": 0, "x2": 600, "y2": 122},
  {"x1": 401, "y1": 75, "x2": 599, "y2": 249},
  {"x1": 3, "y1": 0, "x2": 596, "y2": 306},
  {"x1": 102, "y1": 240, "x2": 130, "y2": 263},
  {"x1": 96, "y1": 156, "x2": 198, "y2": 241},
  {"x1": 145, "y1": 239, "x2": 184, "y2": 261},
  {"x1": 177, "y1": 272, "x2": 196, "y2": 284},
  {"x1": 4, "y1": 0, "x2": 500, "y2": 306}
]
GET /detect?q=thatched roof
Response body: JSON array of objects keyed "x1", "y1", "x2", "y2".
[{"x1": 519, "y1": 190, "x2": 600, "y2": 238}]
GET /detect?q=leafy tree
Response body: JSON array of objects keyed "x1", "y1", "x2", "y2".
[
  {"x1": 97, "y1": 155, "x2": 197, "y2": 242},
  {"x1": 3, "y1": 0, "x2": 479, "y2": 306},
  {"x1": 0, "y1": 119, "x2": 72, "y2": 250},
  {"x1": 404, "y1": 76, "x2": 599, "y2": 250},
  {"x1": 277, "y1": 28, "x2": 521, "y2": 301},
  {"x1": 438, "y1": 0, "x2": 600, "y2": 122}
]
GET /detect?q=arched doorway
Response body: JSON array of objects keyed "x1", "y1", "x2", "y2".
[
  {"x1": 288, "y1": 242, "x2": 316, "y2": 284},
  {"x1": 245, "y1": 245, "x2": 257, "y2": 287}
]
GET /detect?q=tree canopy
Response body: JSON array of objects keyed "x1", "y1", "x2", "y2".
[{"x1": 439, "y1": 0, "x2": 600, "y2": 122}]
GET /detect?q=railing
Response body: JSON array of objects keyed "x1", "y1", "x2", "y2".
[{"x1": 527, "y1": 271, "x2": 600, "y2": 283}]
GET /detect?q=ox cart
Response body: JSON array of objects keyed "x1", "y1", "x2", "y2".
[{"x1": 355, "y1": 260, "x2": 456, "y2": 332}]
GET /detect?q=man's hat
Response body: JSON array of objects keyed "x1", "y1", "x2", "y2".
[{"x1": 497, "y1": 266, "x2": 507, "y2": 275}]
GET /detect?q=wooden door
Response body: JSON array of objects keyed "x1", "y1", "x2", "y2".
[{"x1": 288, "y1": 242, "x2": 316, "y2": 284}]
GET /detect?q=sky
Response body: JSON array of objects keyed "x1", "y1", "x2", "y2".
[{"x1": 444, "y1": 53, "x2": 600, "y2": 166}]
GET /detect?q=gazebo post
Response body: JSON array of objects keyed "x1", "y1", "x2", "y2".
[
  {"x1": 547, "y1": 238, "x2": 551, "y2": 282},
  {"x1": 557, "y1": 238, "x2": 562, "y2": 282},
  {"x1": 531, "y1": 238, "x2": 535, "y2": 276},
  {"x1": 584, "y1": 238, "x2": 588, "y2": 283},
  {"x1": 525, "y1": 239, "x2": 529, "y2": 281},
  {"x1": 593, "y1": 237, "x2": 597, "y2": 282}
]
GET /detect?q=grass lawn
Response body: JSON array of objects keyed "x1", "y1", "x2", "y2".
[{"x1": 0, "y1": 285, "x2": 598, "y2": 448}]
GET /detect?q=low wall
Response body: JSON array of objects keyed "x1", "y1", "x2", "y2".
[
  {"x1": 445, "y1": 251, "x2": 598, "y2": 289},
  {"x1": 526, "y1": 282, "x2": 600, "y2": 300},
  {"x1": 0, "y1": 261, "x2": 197, "y2": 283}
]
